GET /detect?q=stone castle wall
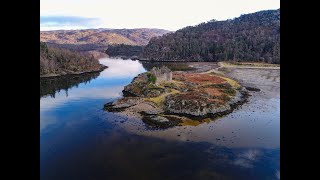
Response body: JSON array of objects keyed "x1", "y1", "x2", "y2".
[{"x1": 150, "y1": 66, "x2": 172, "y2": 83}]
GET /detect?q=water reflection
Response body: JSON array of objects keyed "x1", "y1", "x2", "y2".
[
  {"x1": 99, "y1": 58, "x2": 146, "y2": 79},
  {"x1": 40, "y1": 72, "x2": 100, "y2": 98},
  {"x1": 118, "y1": 96, "x2": 280, "y2": 149},
  {"x1": 40, "y1": 58, "x2": 146, "y2": 133},
  {"x1": 40, "y1": 58, "x2": 280, "y2": 180}
]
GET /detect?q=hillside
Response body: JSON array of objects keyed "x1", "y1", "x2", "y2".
[
  {"x1": 105, "y1": 44, "x2": 143, "y2": 59},
  {"x1": 40, "y1": 42, "x2": 105, "y2": 77},
  {"x1": 141, "y1": 9, "x2": 280, "y2": 63},
  {"x1": 40, "y1": 28, "x2": 170, "y2": 51}
]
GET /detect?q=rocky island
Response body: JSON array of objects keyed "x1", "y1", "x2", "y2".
[{"x1": 104, "y1": 65, "x2": 249, "y2": 128}]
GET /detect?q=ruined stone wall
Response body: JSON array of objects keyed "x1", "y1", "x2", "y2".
[{"x1": 151, "y1": 66, "x2": 172, "y2": 83}]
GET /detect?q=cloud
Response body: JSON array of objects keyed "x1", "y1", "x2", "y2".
[
  {"x1": 41, "y1": 0, "x2": 280, "y2": 31},
  {"x1": 40, "y1": 16, "x2": 103, "y2": 30},
  {"x1": 40, "y1": 85, "x2": 124, "y2": 112},
  {"x1": 98, "y1": 58, "x2": 146, "y2": 79},
  {"x1": 275, "y1": 170, "x2": 280, "y2": 179},
  {"x1": 234, "y1": 149, "x2": 261, "y2": 168}
]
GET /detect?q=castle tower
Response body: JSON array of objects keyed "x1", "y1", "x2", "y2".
[{"x1": 150, "y1": 66, "x2": 172, "y2": 84}]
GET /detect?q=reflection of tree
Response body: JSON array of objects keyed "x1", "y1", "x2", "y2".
[{"x1": 40, "y1": 72, "x2": 100, "y2": 99}]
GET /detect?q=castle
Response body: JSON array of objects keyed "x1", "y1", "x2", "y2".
[{"x1": 150, "y1": 66, "x2": 172, "y2": 84}]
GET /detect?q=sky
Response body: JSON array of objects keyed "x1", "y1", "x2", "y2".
[{"x1": 40, "y1": 0, "x2": 280, "y2": 31}]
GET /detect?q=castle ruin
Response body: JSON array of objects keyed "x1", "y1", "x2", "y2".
[{"x1": 150, "y1": 66, "x2": 172, "y2": 84}]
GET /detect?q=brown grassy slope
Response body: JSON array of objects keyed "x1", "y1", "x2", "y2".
[{"x1": 40, "y1": 28, "x2": 170, "y2": 46}]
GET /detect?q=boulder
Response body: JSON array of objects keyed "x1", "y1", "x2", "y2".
[
  {"x1": 142, "y1": 115, "x2": 182, "y2": 128},
  {"x1": 104, "y1": 97, "x2": 142, "y2": 112}
]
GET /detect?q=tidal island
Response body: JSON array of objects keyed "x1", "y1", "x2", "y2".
[{"x1": 104, "y1": 66, "x2": 249, "y2": 128}]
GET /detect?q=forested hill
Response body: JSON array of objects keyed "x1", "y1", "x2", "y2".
[
  {"x1": 105, "y1": 44, "x2": 143, "y2": 59},
  {"x1": 40, "y1": 42, "x2": 105, "y2": 76},
  {"x1": 141, "y1": 9, "x2": 280, "y2": 63}
]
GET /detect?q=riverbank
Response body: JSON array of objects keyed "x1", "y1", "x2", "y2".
[
  {"x1": 40, "y1": 65, "x2": 108, "y2": 78},
  {"x1": 219, "y1": 61, "x2": 280, "y2": 69}
]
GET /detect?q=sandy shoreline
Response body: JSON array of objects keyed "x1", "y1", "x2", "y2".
[
  {"x1": 218, "y1": 62, "x2": 280, "y2": 69},
  {"x1": 107, "y1": 61, "x2": 279, "y2": 148}
]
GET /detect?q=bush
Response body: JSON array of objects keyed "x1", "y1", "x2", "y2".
[
  {"x1": 147, "y1": 73, "x2": 157, "y2": 84},
  {"x1": 223, "y1": 88, "x2": 236, "y2": 96}
]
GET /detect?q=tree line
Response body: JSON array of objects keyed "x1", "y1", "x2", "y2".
[
  {"x1": 40, "y1": 42, "x2": 103, "y2": 76},
  {"x1": 141, "y1": 9, "x2": 280, "y2": 63},
  {"x1": 105, "y1": 44, "x2": 143, "y2": 59}
]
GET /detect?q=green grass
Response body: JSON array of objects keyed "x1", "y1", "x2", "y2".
[
  {"x1": 147, "y1": 73, "x2": 157, "y2": 84},
  {"x1": 210, "y1": 72, "x2": 241, "y2": 89},
  {"x1": 147, "y1": 89, "x2": 180, "y2": 107},
  {"x1": 223, "y1": 88, "x2": 236, "y2": 96}
]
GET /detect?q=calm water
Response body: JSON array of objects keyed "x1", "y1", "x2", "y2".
[{"x1": 40, "y1": 58, "x2": 280, "y2": 180}]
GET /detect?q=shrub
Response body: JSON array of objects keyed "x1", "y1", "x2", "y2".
[
  {"x1": 147, "y1": 73, "x2": 157, "y2": 84},
  {"x1": 223, "y1": 88, "x2": 236, "y2": 96}
]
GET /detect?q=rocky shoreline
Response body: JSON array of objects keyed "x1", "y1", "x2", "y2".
[
  {"x1": 104, "y1": 66, "x2": 250, "y2": 128},
  {"x1": 138, "y1": 89, "x2": 250, "y2": 128}
]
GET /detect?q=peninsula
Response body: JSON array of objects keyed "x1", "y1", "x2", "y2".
[{"x1": 104, "y1": 65, "x2": 249, "y2": 128}]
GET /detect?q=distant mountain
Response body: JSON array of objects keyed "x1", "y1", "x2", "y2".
[
  {"x1": 141, "y1": 9, "x2": 280, "y2": 63},
  {"x1": 40, "y1": 42, "x2": 105, "y2": 77},
  {"x1": 40, "y1": 28, "x2": 170, "y2": 52}
]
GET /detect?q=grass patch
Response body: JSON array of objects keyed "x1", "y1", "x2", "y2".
[
  {"x1": 209, "y1": 72, "x2": 241, "y2": 89},
  {"x1": 147, "y1": 89, "x2": 180, "y2": 107},
  {"x1": 223, "y1": 88, "x2": 236, "y2": 96},
  {"x1": 147, "y1": 72, "x2": 157, "y2": 84},
  {"x1": 160, "y1": 80, "x2": 187, "y2": 91},
  {"x1": 222, "y1": 61, "x2": 280, "y2": 67},
  {"x1": 160, "y1": 82, "x2": 176, "y2": 88},
  {"x1": 147, "y1": 83, "x2": 165, "y2": 90},
  {"x1": 220, "y1": 77, "x2": 241, "y2": 89},
  {"x1": 204, "y1": 83, "x2": 232, "y2": 89},
  {"x1": 220, "y1": 94, "x2": 231, "y2": 102},
  {"x1": 179, "y1": 118, "x2": 211, "y2": 126}
]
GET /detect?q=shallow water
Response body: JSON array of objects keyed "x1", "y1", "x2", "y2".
[{"x1": 40, "y1": 58, "x2": 280, "y2": 180}]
